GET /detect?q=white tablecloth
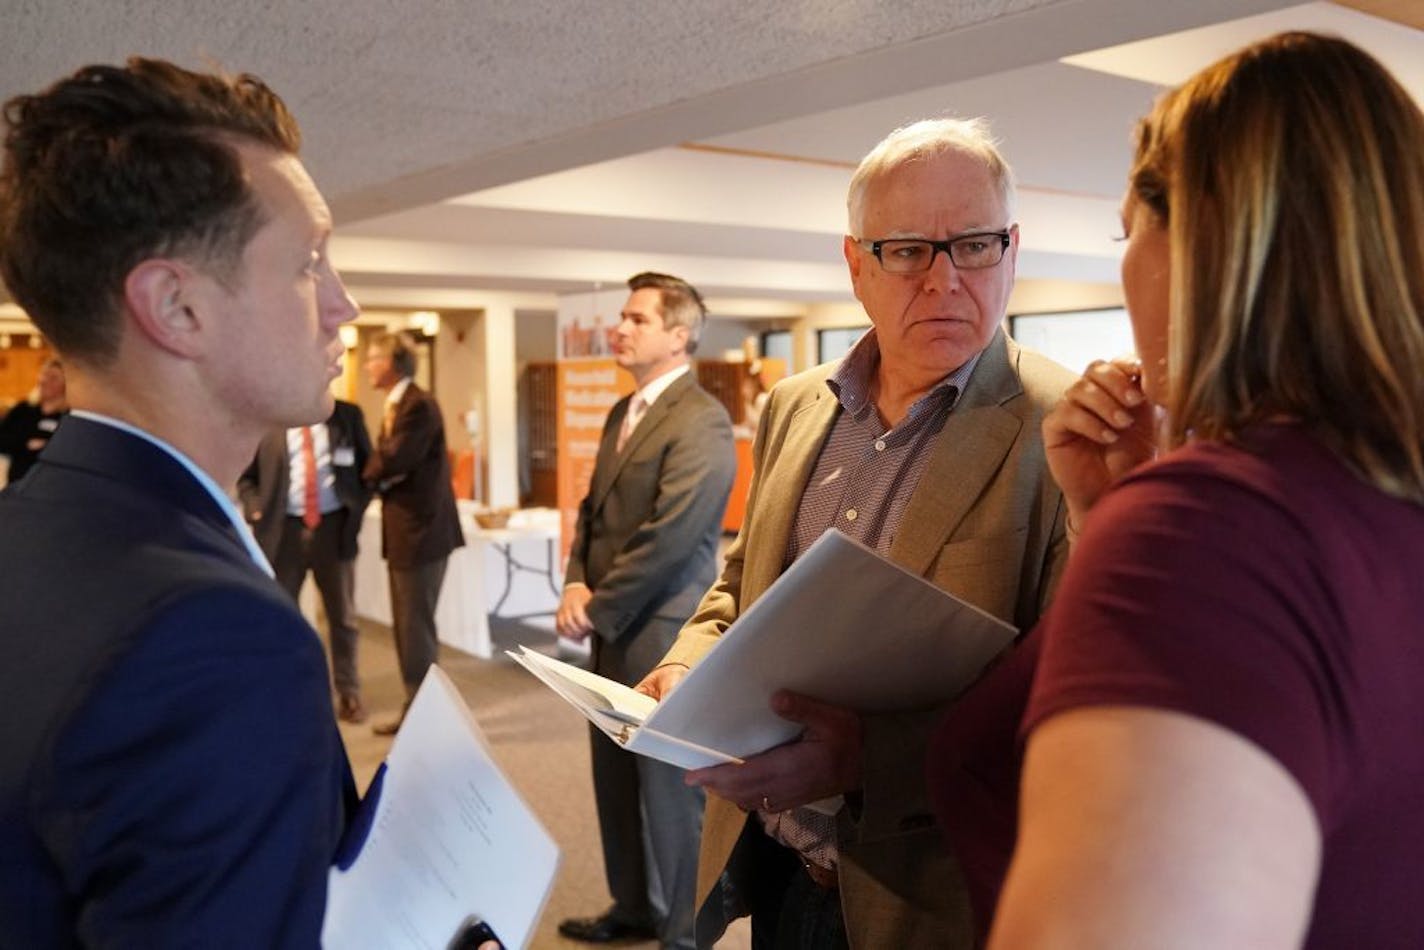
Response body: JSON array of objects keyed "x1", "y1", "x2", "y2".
[{"x1": 351, "y1": 501, "x2": 563, "y2": 659}]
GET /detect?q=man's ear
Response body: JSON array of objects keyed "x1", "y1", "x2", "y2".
[
  {"x1": 671, "y1": 323, "x2": 691, "y2": 356},
  {"x1": 843, "y1": 235, "x2": 866, "y2": 302},
  {"x1": 122, "y1": 259, "x2": 206, "y2": 358},
  {"x1": 1004, "y1": 223, "x2": 1021, "y2": 282}
]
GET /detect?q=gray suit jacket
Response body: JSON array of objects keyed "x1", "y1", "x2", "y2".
[
  {"x1": 566, "y1": 370, "x2": 736, "y2": 685},
  {"x1": 662, "y1": 329, "x2": 1075, "y2": 949}
]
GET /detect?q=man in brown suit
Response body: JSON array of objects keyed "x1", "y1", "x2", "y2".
[
  {"x1": 362, "y1": 330, "x2": 464, "y2": 735},
  {"x1": 638, "y1": 119, "x2": 1076, "y2": 948}
]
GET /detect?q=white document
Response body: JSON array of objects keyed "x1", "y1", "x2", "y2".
[
  {"x1": 321, "y1": 665, "x2": 560, "y2": 949},
  {"x1": 512, "y1": 529, "x2": 1017, "y2": 771},
  {"x1": 509, "y1": 646, "x2": 740, "y2": 771}
]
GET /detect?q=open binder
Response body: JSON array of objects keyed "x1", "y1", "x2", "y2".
[
  {"x1": 322, "y1": 665, "x2": 560, "y2": 949},
  {"x1": 512, "y1": 529, "x2": 1018, "y2": 771}
]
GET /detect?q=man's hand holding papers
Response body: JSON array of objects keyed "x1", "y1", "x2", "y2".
[
  {"x1": 633, "y1": 662, "x2": 689, "y2": 700},
  {"x1": 529, "y1": 532, "x2": 1018, "y2": 781},
  {"x1": 683, "y1": 690, "x2": 864, "y2": 813}
]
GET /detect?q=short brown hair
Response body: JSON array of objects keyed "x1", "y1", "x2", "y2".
[
  {"x1": 0, "y1": 57, "x2": 301, "y2": 364},
  {"x1": 1132, "y1": 32, "x2": 1424, "y2": 502},
  {"x1": 627, "y1": 271, "x2": 707, "y2": 354}
]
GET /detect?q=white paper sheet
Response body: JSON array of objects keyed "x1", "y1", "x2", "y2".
[
  {"x1": 509, "y1": 647, "x2": 655, "y2": 731},
  {"x1": 508, "y1": 647, "x2": 740, "y2": 770},
  {"x1": 322, "y1": 665, "x2": 560, "y2": 949},
  {"x1": 512, "y1": 530, "x2": 1018, "y2": 771}
]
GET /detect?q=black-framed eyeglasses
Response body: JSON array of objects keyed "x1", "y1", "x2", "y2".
[{"x1": 857, "y1": 230, "x2": 1012, "y2": 273}]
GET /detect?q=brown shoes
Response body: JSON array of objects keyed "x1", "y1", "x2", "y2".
[{"x1": 336, "y1": 693, "x2": 368, "y2": 724}]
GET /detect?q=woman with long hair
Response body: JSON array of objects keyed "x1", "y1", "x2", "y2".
[{"x1": 931, "y1": 32, "x2": 1424, "y2": 948}]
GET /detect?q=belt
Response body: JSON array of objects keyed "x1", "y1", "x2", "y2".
[
  {"x1": 801, "y1": 858, "x2": 838, "y2": 891},
  {"x1": 286, "y1": 511, "x2": 341, "y2": 522}
]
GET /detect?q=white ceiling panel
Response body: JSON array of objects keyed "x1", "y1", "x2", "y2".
[{"x1": 5, "y1": 0, "x2": 1418, "y2": 316}]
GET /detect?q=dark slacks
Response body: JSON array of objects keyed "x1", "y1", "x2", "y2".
[
  {"x1": 744, "y1": 825, "x2": 849, "y2": 950},
  {"x1": 272, "y1": 510, "x2": 360, "y2": 696},
  {"x1": 387, "y1": 556, "x2": 448, "y2": 700},
  {"x1": 589, "y1": 727, "x2": 704, "y2": 950},
  {"x1": 588, "y1": 614, "x2": 705, "y2": 949}
]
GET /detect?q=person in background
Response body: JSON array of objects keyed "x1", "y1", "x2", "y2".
[
  {"x1": 734, "y1": 359, "x2": 770, "y2": 438},
  {"x1": 0, "y1": 356, "x2": 68, "y2": 484},
  {"x1": 556, "y1": 272, "x2": 736, "y2": 950},
  {"x1": 362, "y1": 330, "x2": 464, "y2": 736},
  {"x1": 929, "y1": 32, "x2": 1424, "y2": 950},
  {"x1": 0, "y1": 57, "x2": 358, "y2": 944},
  {"x1": 638, "y1": 118, "x2": 1074, "y2": 949},
  {"x1": 239, "y1": 398, "x2": 374, "y2": 722}
]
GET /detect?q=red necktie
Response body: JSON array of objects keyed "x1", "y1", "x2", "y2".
[{"x1": 301, "y1": 426, "x2": 321, "y2": 530}]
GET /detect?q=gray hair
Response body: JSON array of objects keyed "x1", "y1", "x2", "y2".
[
  {"x1": 369, "y1": 330, "x2": 418, "y2": 378},
  {"x1": 846, "y1": 117, "x2": 1016, "y2": 235}
]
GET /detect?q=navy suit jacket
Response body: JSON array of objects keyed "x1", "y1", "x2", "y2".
[{"x1": 0, "y1": 416, "x2": 354, "y2": 947}]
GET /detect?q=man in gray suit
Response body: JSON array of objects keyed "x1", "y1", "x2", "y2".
[
  {"x1": 556, "y1": 273, "x2": 737, "y2": 949},
  {"x1": 639, "y1": 119, "x2": 1076, "y2": 948},
  {"x1": 238, "y1": 399, "x2": 373, "y2": 722}
]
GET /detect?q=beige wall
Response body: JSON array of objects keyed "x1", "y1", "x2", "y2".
[
  {"x1": 434, "y1": 311, "x2": 480, "y2": 457},
  {"x1": 1008, "y1": 279, "x2": 1123, "y2": 315}
]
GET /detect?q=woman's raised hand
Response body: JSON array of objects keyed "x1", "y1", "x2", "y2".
[{"x1": 1042, "y1": 358, "x2": 1158, "y2": 531}]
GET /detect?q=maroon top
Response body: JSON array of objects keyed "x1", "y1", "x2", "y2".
[{"x1": 929, "y1": 424, "x2": 1424, "y2": 948}]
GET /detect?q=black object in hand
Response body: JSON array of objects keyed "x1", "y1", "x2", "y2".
[{"x1": 448, "y1": 915, "x2": 501, "y2": 950}]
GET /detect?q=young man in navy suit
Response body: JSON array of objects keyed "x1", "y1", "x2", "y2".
[{"x1": 0, "y1": 59, "x2": 361, "y2": 946}]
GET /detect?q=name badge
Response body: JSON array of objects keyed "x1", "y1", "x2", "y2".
[
  {"x1": 332, "y1": 446, "x2": 356, "y2": 467},
  {"x1": 38, "y1": 418, "x2": 59, "y2": 433}
]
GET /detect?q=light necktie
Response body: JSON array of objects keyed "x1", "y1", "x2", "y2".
[
  {"x1": 616, "y1": 395, "x2": 645, "y2": 453},
  {"x1": 382, "y1": 401, "x2": 396, "y2": 439},
  {"x1": 301, "y1": 426, "x2": 321, "y2": 530}
]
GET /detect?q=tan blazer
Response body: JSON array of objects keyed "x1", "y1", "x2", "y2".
[{"x1": 662, "y1": 329, "x2": 1075, "y2": 949}]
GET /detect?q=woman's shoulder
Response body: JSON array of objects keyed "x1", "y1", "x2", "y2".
[{"x1": 1117, "y1": 423, "x2": 1338, "y2": 509}]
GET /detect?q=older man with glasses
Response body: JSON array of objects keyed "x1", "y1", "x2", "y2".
[{"x1": 637, "y1": 118, "x2": 1076, "y2": 949}]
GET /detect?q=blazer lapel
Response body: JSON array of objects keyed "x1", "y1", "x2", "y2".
[
  {"x1": 889, "y1": 329, "x2": 1024, "y2": 575},
  {"x1": 586, "y1": 396, "x2": 630, "y2": 511},
  {"x1": 395, "y1": 382, "x2": 422, "y2": 432},
  {"x1": 619, "y1": 373, "x2": 688, "y2": 462},
  {"x1": 745, "y1": 386, "x2": 840, "y2": 598},
  {"x1": 587, "y1": 372, "x2": 694, "y2": 513}
]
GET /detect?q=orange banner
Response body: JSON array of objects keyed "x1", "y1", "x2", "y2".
[{"x1": 555, "y1": 289, "x2": 633, "y2": 565}]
